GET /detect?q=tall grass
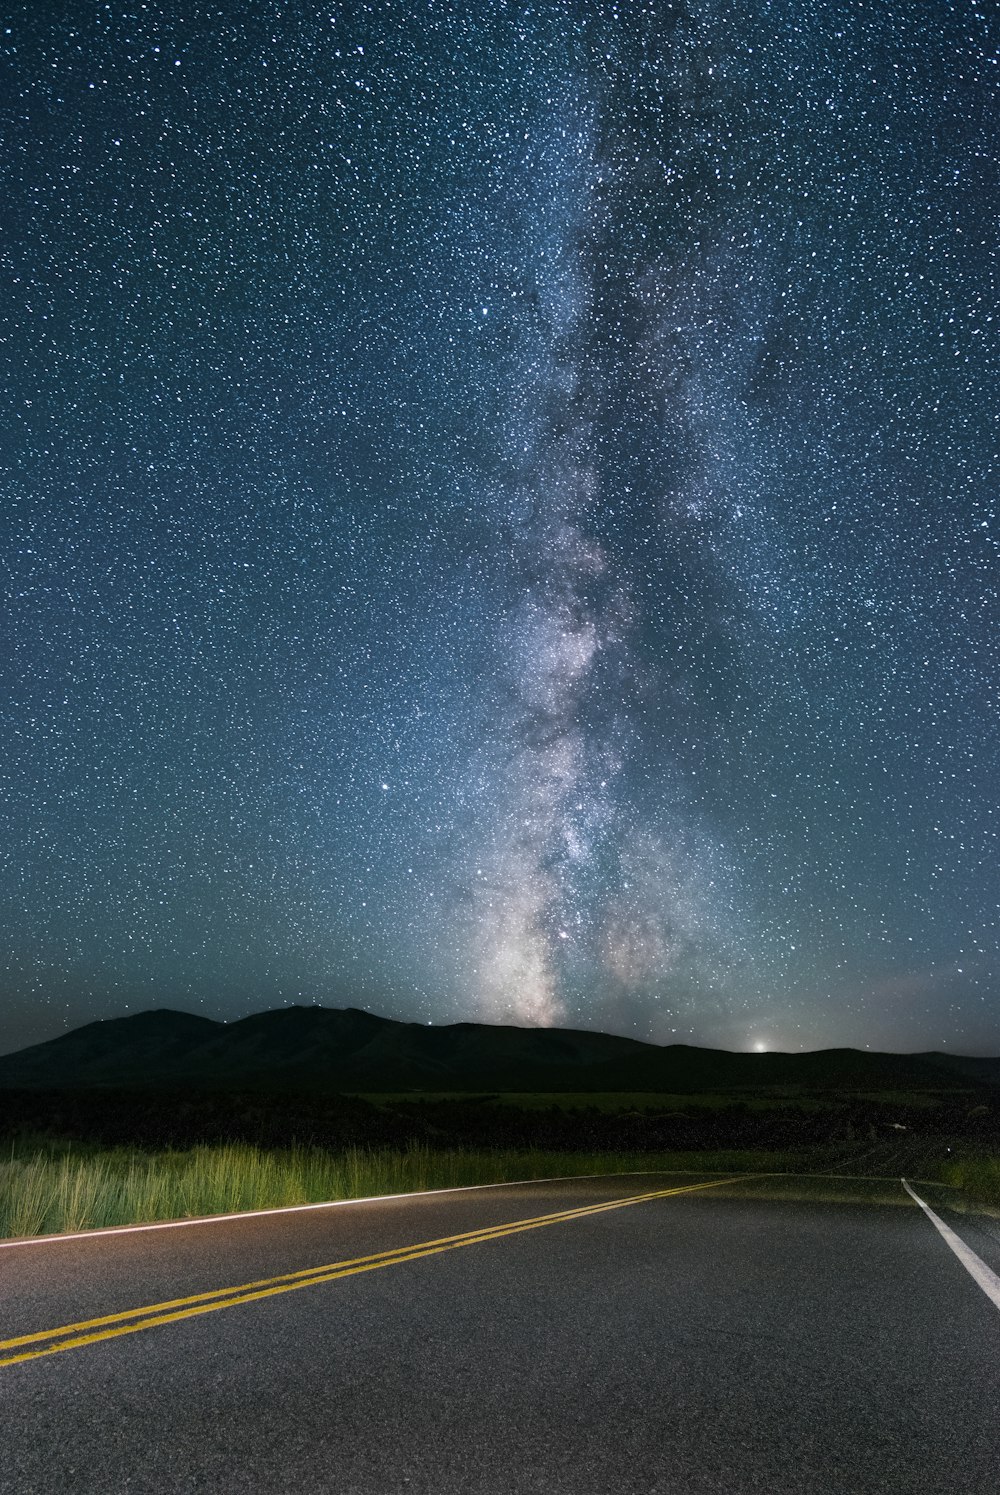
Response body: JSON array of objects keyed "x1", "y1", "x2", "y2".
[
  {"x1": 939, "y1": 1156, "x2": 1000, "y2": 1210},
  {"x1": 0, "y1": 1141, "x2": 792, "y2": 1240}
]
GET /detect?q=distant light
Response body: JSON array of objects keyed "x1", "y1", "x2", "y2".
[{"x1": 753, "y1": 1041, "x2": 767, "y2": 1053}]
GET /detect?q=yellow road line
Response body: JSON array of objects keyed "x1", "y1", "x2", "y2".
[
  {"x1": 0, "y1": 1176, "x2": 743, "y2": 1369},
  {"x1": 1, "y1": 1190, "x2": 669, "y2": 1350}
]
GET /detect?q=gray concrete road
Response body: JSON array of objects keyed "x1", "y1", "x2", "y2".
[{"x1": 1, "y1": 1172, "x2": 998, "y2": 1493}]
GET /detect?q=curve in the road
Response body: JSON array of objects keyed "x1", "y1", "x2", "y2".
[{"x1": 0, "y1": 1174, "x2": 744, "y2": 1369}]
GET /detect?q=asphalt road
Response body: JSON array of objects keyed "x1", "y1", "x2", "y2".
[{"x1": 1, "y1": 1172, "x2": 999, "y2": 1494}]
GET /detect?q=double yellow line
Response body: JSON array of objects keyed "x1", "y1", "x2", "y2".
[{"x1": 0, "y1": 1176, "x2": 741, "y2": 1369}]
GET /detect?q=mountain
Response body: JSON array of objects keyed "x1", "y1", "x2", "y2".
[
  {"x1": 0, "y1": 1009, "x2": 220, "y2": 1089},
  {"x1": 0, "y1": 1005, "x2": 997, "y2": 1094}
]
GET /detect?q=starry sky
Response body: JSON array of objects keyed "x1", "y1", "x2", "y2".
[{"x1": 2, "y1": 0, "x2": 998, "y2": 1058}]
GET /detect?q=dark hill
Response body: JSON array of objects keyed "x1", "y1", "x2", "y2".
[
  {"x1": 0, "y1": 1005, "x2": 996, "y2": 1095},
  {"x1": 0, "y1": 1009, "x2": 221, "y2": 1089},
  {"x1": 911, "y1": 1051, "x2": 1000, "y2": 1088},
  {"x1": 0, "y1": 1006, "x2": 663, "y2": 1093}
]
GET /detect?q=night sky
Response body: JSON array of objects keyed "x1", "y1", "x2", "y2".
[{"x1": 2, "y1": 1, "x2": 998, "y2": 1058}]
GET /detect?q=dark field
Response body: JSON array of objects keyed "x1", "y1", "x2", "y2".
[
  {"x1": 1, "y1": 1075, "x2": 997, "y2": 1153},
  {"x1": 2, "y1": 1076, "x2": 999, "y2": 1238}
]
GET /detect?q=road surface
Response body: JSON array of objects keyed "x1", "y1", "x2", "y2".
[{"x1": 1, "y1": 1171, "x2": 999, "y2": 1493}]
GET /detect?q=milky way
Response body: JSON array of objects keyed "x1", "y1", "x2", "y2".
[{"x1": 1, "y1": 1, "x2": 998, "y2": 1055}]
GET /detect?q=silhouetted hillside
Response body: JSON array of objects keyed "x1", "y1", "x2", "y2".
[
  {"x1": 1, "y1": 1004, "x2": 997, "y2": 1095},
  {"x1": 0, "y1": 1009, "x2": 219, "y2": 1089}
]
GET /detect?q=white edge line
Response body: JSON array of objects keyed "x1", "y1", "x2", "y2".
[
  {"x1": 0, "y1": 1168, "x2": 730, "y2": 1251},
  {"x1": 902, "y1": 1177, "x2": 1000, "y2": 1315}
]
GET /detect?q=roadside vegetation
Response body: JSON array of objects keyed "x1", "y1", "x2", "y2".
[
  {"x1": 4, "y1": 1133, "x2": 998, "y2": 1240},
  {"x1": 1, "y1": 1080, "x2": 997, "y2": 1238},
  {"x1": 939, "y1": 1156, "x2": 1000, "y2": 1210},
  {"x1": 0, "y1": 1140, "x2": 808, "y2": 1240}
]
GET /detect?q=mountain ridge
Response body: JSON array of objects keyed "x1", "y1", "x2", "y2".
[{"x1": 1, "y1": 1005, "x2": 998, "y2": 1094}]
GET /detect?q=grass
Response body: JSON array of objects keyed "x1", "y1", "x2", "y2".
[
  {"x1": 4, "y1": 1134, "x2": 996, "y2": 1240},
  {"x1": 0, "y1": 1140, "x2": 805, "y2": 1240},
  {"x1": 939, "y1": 1156, "x2": 1000, "y2": 1211}
]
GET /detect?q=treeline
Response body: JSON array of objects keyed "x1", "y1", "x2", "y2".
[{"x1": 0, "y1": 1087, "x2": 996, "y2": 1152}]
